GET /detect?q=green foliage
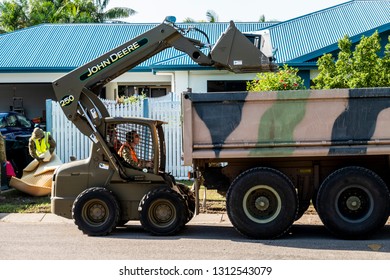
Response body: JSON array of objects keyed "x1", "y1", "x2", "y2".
[
  {"x1": 116, "y1": 93, "x2": 146, "y2": 104},
  {"x1": 183, "y1": 18, "x2": 196, "y2": 23},
  {"x1": 258, "y1": 14, "x2": 265, "y2": 22},
  {"x1": 182, "y1": 10, "x2": 219, "y2": 23},
  {"x1": 0, "y1": 0, "x2": 136, "y2": 32},
  {"x1": 94, "y1": 0, "x2": 136, "y2": 23},
  {"x1": 246, "y1": 64, "x2": 306, "y2": 91},
  {"x1": 0, "y1": 0, "x2": 28, "y2": 32},
  {"x1": 206, "y1": 10, "x2": 218, "y2": 23},
  {"x1": 313, "y1": 31, "x2": 390, "y2": 89},
  {"x1": 0, "y1": 189, "x2": 50, "y2": 213},
  {"x1": 381, "y1": 36, "x2": 390, "y2": 86}
]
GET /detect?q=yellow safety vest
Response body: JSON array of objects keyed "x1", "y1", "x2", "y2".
[{"x1": 34, "y1": 132, "x2": 50, "y2": 156}]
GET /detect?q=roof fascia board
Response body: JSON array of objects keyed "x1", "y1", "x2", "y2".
[
  {"x1": 0, "y1": 67, "x2": 73, "y2": 73},
  {"x1": 0, "y1": 66, "x2": 153, "y2": 73},
  {"x1": 151, "y1": 65, "x2": 215, "y2": 71},
  {"x1": 284, "y1": 62, "x2": 318, "y2": 70}
]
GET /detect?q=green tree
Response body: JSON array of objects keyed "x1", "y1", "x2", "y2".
[
  {"x1": 380, "y1": 36, "x2": 390, "y2": 86},
  {"x1": 247, "y1": 64, "x2": 306, "y2": 91},
  {"x1": 182, "y1": 10, "x2": 218, "y2": 23},
  {"x1": 313, "y1": 31, "x2": 390, "y2": 89},
  {"x1": 0, "y1": 0, "x2": 28, "y2": 32},
  {"x1": 313, "y1": 35, "x2": 352, "y2": 89},
  {"x1": 52, "y1": 0, "x2": 103, "y2": 23},
  {"x1": 206, "y1": 10, "x2": 218, "y2": 23},
  {"x1": 258, "y1": 14, "x2": 279, "y2": 22},
  {"x1": 93, "y1": 0, "x2": 136, "y2": 23},
  {"x1": 259, "y1": 14, "x2": 265, "y2": 22},
  {"x1": 183, "y1": 17, "x2": 196, "y2": 23},
  {"x1": 28, "y1": 0, "x2": 80, "y2": 25},
  {"x1": 350, "y1": 31, "x2": 383, "y2": 87},
  {"x1": 0, "y1": 0, "x2": 136, "y2": 32}
]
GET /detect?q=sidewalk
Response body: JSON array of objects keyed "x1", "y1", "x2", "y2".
[
  {"x1": 0, "y1": 212, "x2": 233, "y2": 225},
  {"x1": 0, "y1": 212, "x2": 325, "y2": 226}
]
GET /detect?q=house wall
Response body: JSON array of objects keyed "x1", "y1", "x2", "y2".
[
  {"x1": 0, "y1": 73, "x2": 62, "y2": 83},
  {"x1": 299, "y1": 70, "x2": 311, "y2": 89},
  {"x1": 107, "y1": 72, "x2": 172, "y2": 100},
  {"x1": 0, "y1": 72, "x2": 62, "y2": 119},
  {"x1": 0, "y1": 83, "x2": 55, "y2": 120},
  {"x1": 0, "y1": 69, "x2": 271, "y2": 123},
  {"x1": 103, "y1": 70, "x2": 259, "y2": 99},
  {"x1": 187, "y1": 70, "x2": 258, "y2": 92}
]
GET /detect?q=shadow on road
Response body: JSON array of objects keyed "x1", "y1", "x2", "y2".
[{"x1": 105, "y1": 222, "x2": 390, "y2": 254}]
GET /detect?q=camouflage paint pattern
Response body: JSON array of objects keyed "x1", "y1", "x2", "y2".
[{"x1": 182, "y1": 88, "x2": 390, "y2": 165}]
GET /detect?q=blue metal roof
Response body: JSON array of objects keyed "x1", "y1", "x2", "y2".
[
  {"x1": 268, "y1": 0, "x2": 390, "y2": 64},
  {"x1": 0, "y1": 0, "x2": 389, "y2": 72},
  {"x1": 0, "y1": 22, "x2": 273, "y2": 72}
]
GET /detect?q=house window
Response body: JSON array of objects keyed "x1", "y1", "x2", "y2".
[
  {"x1": 118, "y1": 85, "x2": 169, "y2": 98},
  {"x1": 150, "y1": 88, "x2": 167, "y2": 98},
  {"x1": 207, "y1": 80, "x2": 248, "y2": 92}
]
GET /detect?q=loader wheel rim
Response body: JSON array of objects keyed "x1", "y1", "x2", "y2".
[
  {"x1": 82, "y1": 199, "x2": 108, "y2": 225},
  {"x1": 243, "y1": 185, "x2": 281, "y2": 224},
  {"x1": 148, "y1": 199, "x2": 176, "y2": 228},
  {"x1": 336, "y1": 185, "x2": 373, "y2": 223}
]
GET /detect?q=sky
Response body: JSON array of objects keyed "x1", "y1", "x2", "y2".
[{"x1": 106, "y1": 0, "x2": 351, "y2": 23}]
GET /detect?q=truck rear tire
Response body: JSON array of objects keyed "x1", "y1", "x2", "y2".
[
  {"x1": 316, "y1": 166, "x2": 390, "y2": 239},
  {"x1": 72, "y1": 187, "x2": 120, "y2": 236},
  {"x1": 296, "y1": 200, "x2": 311, "y2": 220},
  {"x1": 139, "y1": 187, "x2": 188, "y2": 235},
  {"x1": 226, "y1": 167, "x2": 298, "y2": 239}
]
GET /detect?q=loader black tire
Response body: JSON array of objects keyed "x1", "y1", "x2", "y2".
[
  {"x1": 139, "y1": 187, "x2": 188, "y2": 235},
  {"x1": 226, "y1": 167, "x2": 298, "y2": 239},
  {"x1": 72, "y1": 187, "x2": 120, "y2": 236},
  {"x1": 316, "y1": 166, "x2": 390, "y2": 239},
  {"x1": 177, "y1": 183, "x2": 196, "y2": 223}
]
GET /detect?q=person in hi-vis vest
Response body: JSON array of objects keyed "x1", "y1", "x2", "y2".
[
  {"x1": 28, "y1": 127, "x2": 56, "y2": 162},
  {"x1": 117, "y1": 130, "x2": 153, "y2": 170}
]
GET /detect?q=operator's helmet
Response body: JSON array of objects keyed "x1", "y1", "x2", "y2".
[{"x1": 126, "y1": 130, "x2": 138, "y2": 143}]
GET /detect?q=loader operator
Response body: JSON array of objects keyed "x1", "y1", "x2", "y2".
[
  {"x1": 118, "y1": 130, "x2": 153, "y2": 170},
  {"x1": 28, "y1": 127, "x2": 56, "y2": 162}
]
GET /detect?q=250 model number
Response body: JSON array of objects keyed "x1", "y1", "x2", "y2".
[
  {"x1": 212, "y1": 266, "x2": 272, "y2": 276},
  {"x1": 60, "y1": 95, "x2": 75, "y2": 107}
]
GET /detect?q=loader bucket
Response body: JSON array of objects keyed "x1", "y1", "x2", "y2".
[{"x1": 210, "y1": 21, "x2": 276, "y2": 73}]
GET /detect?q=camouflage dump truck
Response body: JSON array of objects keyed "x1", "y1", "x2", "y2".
[{"x1": 182, "y1": 87, "x2": 390, "y2": 239}]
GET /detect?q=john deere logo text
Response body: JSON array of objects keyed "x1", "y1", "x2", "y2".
[{"x1": 80, "y1": 38, "x2": 148, "y2": 81}]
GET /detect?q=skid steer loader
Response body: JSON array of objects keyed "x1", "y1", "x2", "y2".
[{"x1": 51, "y1": 16, "x2": 275, "y2": 236}]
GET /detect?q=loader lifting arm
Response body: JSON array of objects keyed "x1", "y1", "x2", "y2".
[{"x1": 51, "y1": 16, "x2": 275, "y2": 171}]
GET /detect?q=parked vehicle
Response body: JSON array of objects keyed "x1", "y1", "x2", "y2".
[
  {"x1": 0, "y1": 111, "x2": 34, "y2": 177},
  {"x1": 182, "y1": 88, "x2": 390, "y2": 239},
  {"x1": 0, "y1": 111, "x2": 34, "y2": 140}
]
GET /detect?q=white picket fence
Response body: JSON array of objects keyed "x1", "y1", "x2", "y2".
[{"x1": 49, "y1": 92, "x2": 191, "y2": 179}]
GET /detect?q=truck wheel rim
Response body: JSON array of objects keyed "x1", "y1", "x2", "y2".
[
  {"x1": 149, "y1": 199, "x2": 176, "y2": 228},
  {"x1": 243, "y1": 185, "x2": 281, "y2": 223},
  {"x1": 336, "y1": 185, "x2": 373, "y2": 223},
  {"x1": 82, "y1": 199, "x2": 108, "y2": 225}
]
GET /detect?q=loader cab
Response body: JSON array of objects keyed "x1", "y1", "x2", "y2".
[
  {"x1": 105, "y1": 117, "x2": 167, "y2": 175},
  {"x1": 244, "y1": 29, "x2": 275, "y2": 62}
]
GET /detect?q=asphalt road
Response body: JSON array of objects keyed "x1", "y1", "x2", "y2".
[{"x1": 1, "y1": 213, "x2": 390, "y2": 260}]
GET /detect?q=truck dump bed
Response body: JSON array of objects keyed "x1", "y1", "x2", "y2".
[{"x1": 182, "y1": 87, "x2": 390, "y2": 165}]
